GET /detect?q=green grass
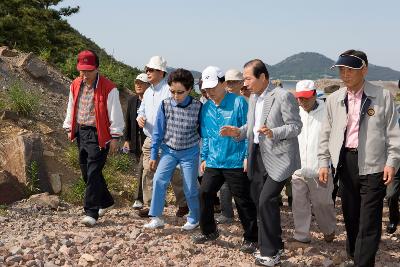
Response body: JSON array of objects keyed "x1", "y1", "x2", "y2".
[
  {"x1": 0, "y1": 96, "x2": 6, "y2": 110},
  {"x1": 8, "y1": 82, "x2": 40, "y2": 116},
  {"x1": 26, "y1": 160, "x2": 41, "y2": 195},
  {"x1": 61, "y1": 151, "x2": 137, "y2": 204},
  {"x1": 64, "y1": 144, "x2": 80, "y2": 170},
  {"x1": 60, "y1": 176, "x2": 86, "y2": 204}
]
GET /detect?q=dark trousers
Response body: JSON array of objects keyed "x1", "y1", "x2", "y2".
[
  {"x1": 199, "y1": 167, "x2": 258, "y2": 242},
  {"x1": 77, "y1": 126, "x2": 114, "y2": 220},
  {"x1": 386, "y1": 170, "x2": 400, "y2": 225},
  {"x1": 132, "y1": 153, "x2": 144, "y2": 202},
  {"x1": 339, "y1": 150, "x2": 386, "y2": 267},
  {"x1": 249, "y1": 144, "x2": 286, "y2": 256}
]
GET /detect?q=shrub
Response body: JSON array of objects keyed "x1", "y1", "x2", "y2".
[
  {"x1": 8, "y1": 82, "x2": 39, "y2": 116},
  {"x1": 38, "y1": 48, "x2": 52, "y2": 62}
]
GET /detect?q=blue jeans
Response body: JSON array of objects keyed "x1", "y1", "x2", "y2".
[{"x1": 149, "y1": 144, "x2": 200, "y2": 224}]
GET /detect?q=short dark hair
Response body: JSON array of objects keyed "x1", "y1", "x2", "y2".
[
  {"x1": 87, "y1": 49, "x2": 100, "y2": 67},
  {"x1": 167, "y1": 68, "x2": 194, "y2": 90},
  {"x1": 218, "y1": 76, "x2": 225, "y2": 83},
  {"x1": 243, "y1": 59, "x2": 269, "y2": 79},
  {"x1": 340, "y1": 49, "x2": 368, "y2": 66}
]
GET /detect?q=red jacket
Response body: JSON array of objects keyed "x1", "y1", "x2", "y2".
[{"x1": 69, "y1": 75, "x2": 117, "y2": 148}]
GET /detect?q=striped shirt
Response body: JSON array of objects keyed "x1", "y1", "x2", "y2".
[{"x1": 77, "y1": 82, "x2": 96, "y2": 126}]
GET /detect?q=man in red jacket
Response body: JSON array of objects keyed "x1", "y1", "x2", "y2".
[{"x1": 63, "y1": 50, "x2": 124, "y2": 226}]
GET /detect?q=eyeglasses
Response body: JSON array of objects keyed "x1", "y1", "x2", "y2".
[{"x1": 170, "y1": 90, "x2": 187, "y2": 95}]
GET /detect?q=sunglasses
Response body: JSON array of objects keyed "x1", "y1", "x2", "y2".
[
  {"x1": 146, "y1": 68, "x2": 158, "y2": 73},
  {"x1": 170, "y1": 90, "x2": 187, "y2": 95}
]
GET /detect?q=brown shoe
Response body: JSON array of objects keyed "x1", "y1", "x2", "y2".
[
  {"x1": 176, "y1": 206, "x2": 189, "y2": 217},
  {"x1": 324, "y1": 232, "x2": 335, "y2": 243},
  {"x1": 137, "y1": 208, "x2": 150, "y2": 218}
]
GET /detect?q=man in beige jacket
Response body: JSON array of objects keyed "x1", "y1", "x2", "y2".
[{"x1": 318, "y1": 49, "x2": 400, "y2": 266}]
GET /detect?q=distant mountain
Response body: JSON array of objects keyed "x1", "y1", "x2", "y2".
[
  {"x1": 166, "y1": 67, "x2": 201, "y2": 79},
  {"x1": 268, "y1": 52, "x2": 400, "y2": 81}
]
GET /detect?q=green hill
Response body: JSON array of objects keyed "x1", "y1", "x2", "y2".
[
  {"x1": 269, "y1": 52, "x2": 400, "y2": 81},
  {"x1": 0, "y1": 0, "x2": 141, "y2": 89}
]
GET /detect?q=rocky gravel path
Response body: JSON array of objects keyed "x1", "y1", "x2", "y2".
[{"x1": 0, "y1": 197, "x2": 399, "y2": 267}]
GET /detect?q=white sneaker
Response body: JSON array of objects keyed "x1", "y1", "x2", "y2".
[
  {"x1": 181, "y1": 221, "x2": 199, "y2": 231},
  {"x1": 98, "y1": 204, "x2": 115, "y2": 217},
  {"x1": 255, "y1": 251, "x2": 281, "y2": 266},
  {"x1": 143, "y1": 217, "x2": 164, "y2": 229},
  {"x1": 132, "y1": 200, "x2": 143, "y2": 210},
  {"x1": 81, "y1": 216, "x2": 96, "y2": 227}
]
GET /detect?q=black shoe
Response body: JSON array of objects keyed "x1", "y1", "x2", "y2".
[
  {"x1": 137, "y1": 208, "x2": 150, "y2": 218},
  {"x1": 386, "y1": 223, "x2": 397, "y2": 234},
  {"x1": 176, "y1": 206, "x2": 189, "y2": 217},
  {"x1": 240, "y1": 240, "x2": 258, "y2": 254},
  {"x1": 192, "y1": 230, "x2": 220, "y2": 244}
]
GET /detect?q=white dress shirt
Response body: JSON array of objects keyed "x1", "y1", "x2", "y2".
[
  {"x1": 137, "y1": 78, "x2": 171, "y2": 137},
  {"x1": 253, "y1": 87, "x2": 269, "y2": 144}
]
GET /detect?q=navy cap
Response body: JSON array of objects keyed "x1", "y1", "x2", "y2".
[{"x1": 331, "y1": 54, "x2": 366, "y2": 70}]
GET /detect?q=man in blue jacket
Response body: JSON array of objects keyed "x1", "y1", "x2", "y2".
[{"x1": 191, "y1": 66, "x2": 258, "y2": 254}]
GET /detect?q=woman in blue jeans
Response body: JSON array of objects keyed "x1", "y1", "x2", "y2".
[{"x1": 143, "y1": 68, "x2": 202, "y2": 230}]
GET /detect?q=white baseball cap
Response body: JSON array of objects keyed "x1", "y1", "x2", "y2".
[
  {"x1": 225, "y1": 69, "x2": 243, "y2": 81},
  {"x1": 295, "y1": 80, "x2": 316, "y2": 98},
  {"x1": 135, "y1": 73, "x2": 148, "y2": 83},
  {"x1": 201, "y1": 66, "x2": 224, "y2": 89},
  {"x1": 145, "y1": 56, "x2": 167, "y2": 72}
]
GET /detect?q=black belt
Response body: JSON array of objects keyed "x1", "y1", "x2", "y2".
[
  {"x1": 78, "y1": 124, "x2": 96, "y2": 130},
  {"x1": 344, "y1": 147, "x2": 358, "y2": 153}
]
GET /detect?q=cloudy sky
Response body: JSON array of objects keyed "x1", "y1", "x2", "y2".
[{"x1": 58, "y1": 0, "x2": 400, "y2": 73}]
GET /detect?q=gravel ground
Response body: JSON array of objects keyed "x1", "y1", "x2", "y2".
[{"x1": 0, "y1": 197, "x2": 399, "y2": 267}]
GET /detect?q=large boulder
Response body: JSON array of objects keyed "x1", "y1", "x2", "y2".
[
  {"x1": 0, "y1": 171, "x2": 24, "y2": 204},
  {"x1": 0, "y1": 133, "x2": 51, "y2": 192},
  {"x1": 17, "y1": 53, "x2": 48, "y2": 79}
]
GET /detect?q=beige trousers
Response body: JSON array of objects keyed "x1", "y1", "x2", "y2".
[
  {"x1": 141, "y1": 137, "x2": 186, "y2": 207},
  {"x1": 291, "y1": 173, "x2": 336, "y2": 242}
]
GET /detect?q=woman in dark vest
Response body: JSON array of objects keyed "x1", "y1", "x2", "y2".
[{"x1": 143, "y1": 68, "x2": 202, "y2": 230}]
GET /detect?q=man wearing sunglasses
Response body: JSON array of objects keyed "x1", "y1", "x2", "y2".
[
  {"x1": 318, "y1": 50, "x2": 400, "y2": 266},
  {"x1": 136, "y1": 56, "x2": 187, "y2": 218}
]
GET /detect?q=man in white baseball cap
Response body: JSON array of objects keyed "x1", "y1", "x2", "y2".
[
  {"x1": 291, "y1": 80, "x2": 336, "y2": 244},
  {"x1": 193, "y1": 66, "x2": 258, "y2": 254},
  {"x1": 136, "y1": 56, "x2": 188, "y2": 218}
]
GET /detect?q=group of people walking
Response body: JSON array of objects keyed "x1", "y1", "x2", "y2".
[{"x1": 63, "y1": 49, "x2": 400, "y2": 267}]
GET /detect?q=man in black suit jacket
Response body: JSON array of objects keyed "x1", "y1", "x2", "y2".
[{"x1": 123, "y1": 73, "x2": 150, "y2": 209}]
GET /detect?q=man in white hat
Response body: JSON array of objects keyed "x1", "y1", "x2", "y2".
[
  {"x1": 225, "y1": 69, "x2": 244, "y2": 95},
  {"x1": 192, "y1": 66, "x2": 258, "y2": 254},
  {"x1": 136, "y1": 56, "x2": 188, "y2": 218},
  {"x1": 291, "y1": 80, "x2": 336, "y2": 244},
  {"x1": 123, "y1": 73, "x2": 150, "y2": 210}
]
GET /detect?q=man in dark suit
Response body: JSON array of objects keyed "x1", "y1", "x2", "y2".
[
  {"x1": 123, "y1": 73, "x2": 150, "y2": 209},
  {"x1": 221, "y1": 59, "x2": 302, "y2": 266}
]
